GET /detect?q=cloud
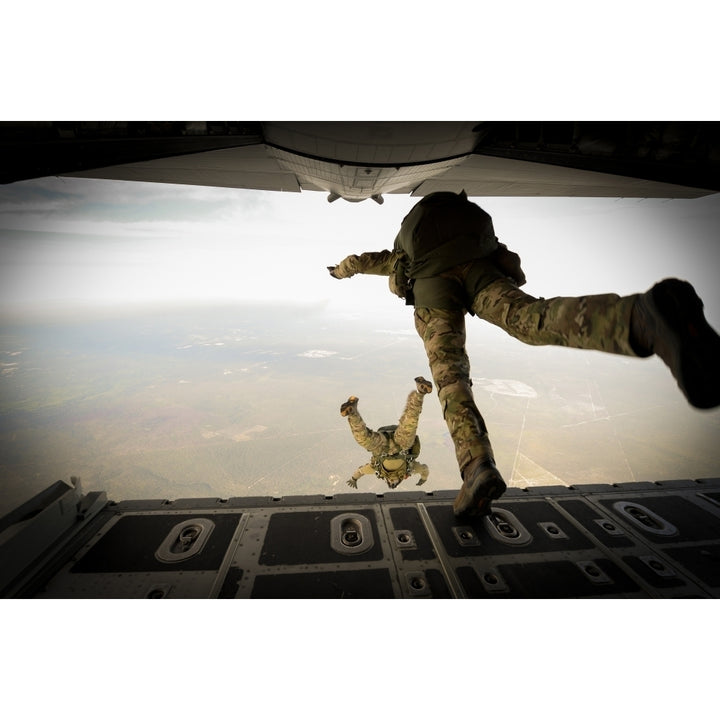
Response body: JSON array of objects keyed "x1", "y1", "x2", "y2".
[
  {"x1": 0, "y1": 176, "x2": 273, "y2": 227},
  {"x1": 298, "y1": 350, "x2": 338, "y2": 358}
]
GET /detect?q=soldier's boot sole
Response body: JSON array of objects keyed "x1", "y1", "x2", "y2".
[
  {"x1": 340, "y1": 396, "x2": 359, "y2": 416},
  {"x1": 414, "y1": 376, "x2": 433, "y2": 394},
  {"x1": 637, "y1": 279, "x2": 720, "y2": 409},
  {"x1": 453, "y1": 458, "x2": 507, "y2": 517}
]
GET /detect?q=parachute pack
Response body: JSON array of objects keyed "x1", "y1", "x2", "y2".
[{"x1": 376, "y1": 425, "x2": 421, "y2": 459}]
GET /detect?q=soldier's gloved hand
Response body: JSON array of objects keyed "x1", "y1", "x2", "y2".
[
  {"x1": 491, "y1": 243, "x2": 527, "y2": 287},
  {"x1": 416, "y1": 477, "x2": 427, "y2": 486},
  {"x1": 347, "y1": 478, "x2": 358, "y2": 489},
  {"x1": 328, "y1": 266, "x2": 341, "y2": 279}
]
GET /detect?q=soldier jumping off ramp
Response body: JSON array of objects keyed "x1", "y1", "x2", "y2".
[
  {"x1": 341, "y1": 376, "x2": 432, "y2": 490},
  {"x1": 328, "y1": 190, "x2": 720, "y2": 518}
]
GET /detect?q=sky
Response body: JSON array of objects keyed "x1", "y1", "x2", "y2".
[
  {"x1": 3, "y1": 3, "x2": 720, "y2": 714},
  {"x1": 0, "y1": 177, "x2": 410, "y2": 312},
  {"x1": 1, "y1": 176, "x2": 719, "y2": 330}
]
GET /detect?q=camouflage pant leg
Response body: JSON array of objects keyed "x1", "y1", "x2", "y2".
[
  {"x1": 414, "y1": 307, "x2": 495, "y2": 473},
  {"x1": 346, "y1": 410, "x2": 390, "y2": 456},
  {"x1": 471, "y1": 276, "x2": 640, "y2": 356},
  {"x1": 393, "y1": 390, "x2": 425, "y2": 451}
]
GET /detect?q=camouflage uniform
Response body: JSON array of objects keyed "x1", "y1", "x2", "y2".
[
  {"x1": 414, "y1": 268, "x2": 638, "y2": 472},
  {"x1": 344, "y1": 385, "x2": 429, "y2": 489},
  {"x1": 331, "y1": 192, "x2": 641, "y2": 475},
  {"x1": 330, "y1": 191, "x2": 720, "y2": 513}
]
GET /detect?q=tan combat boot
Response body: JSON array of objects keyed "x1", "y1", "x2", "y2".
[
  {"x1": 415, "y1": 376, "x2": 433, "y2": 394},
  {"x1": 453, "y1": 456, "x2": 507, "y2": 517},
  {"x1": 340, "y1": 396, "x2": 359, "y2": 416},
  {"x1": 631, "y1": 278, "x2": 720, "y2": 409}
]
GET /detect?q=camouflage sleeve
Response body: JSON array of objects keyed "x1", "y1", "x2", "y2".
[
  {"x1": 331, "y1": 250, "x2": 396, "y2": 279},
  {"x1": 352, "y1": 463, "x2": 375, "y2": 480},
  {"x1": 348, "y1": 462, "x2": 375, "y2": 487}
]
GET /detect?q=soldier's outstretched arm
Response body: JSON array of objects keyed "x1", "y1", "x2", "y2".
[
  {"x1": 347, "y1": 463, "x2": 374, "y2": 488},
  {"x1": 328, "y1": 250, "x2": 397, "y2": 279}
]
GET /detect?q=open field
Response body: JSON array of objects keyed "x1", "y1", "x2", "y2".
[{"x1": 2, "y1": 302, "x2": 719, "y2": 516}]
